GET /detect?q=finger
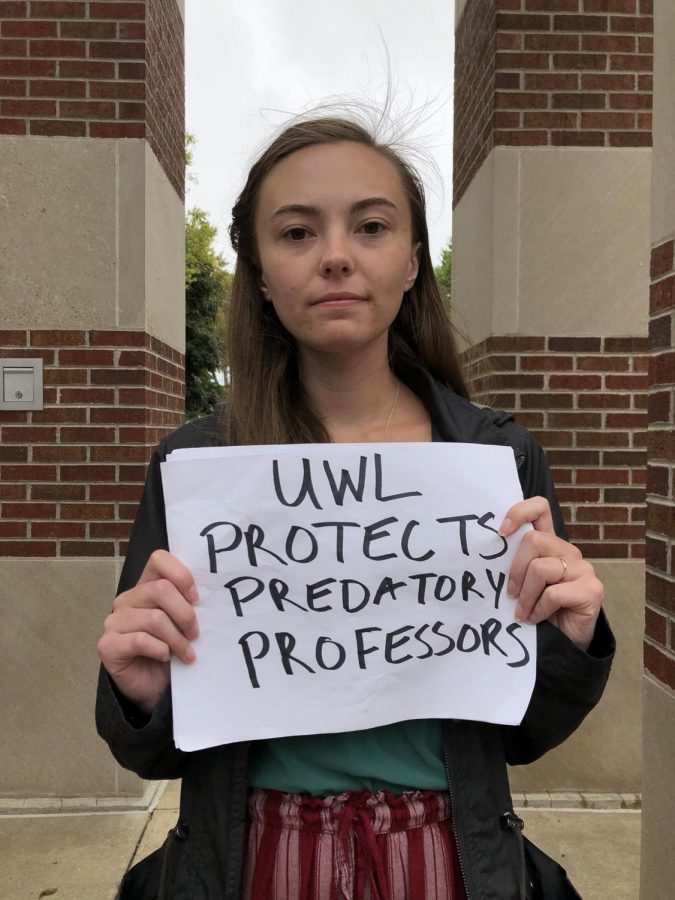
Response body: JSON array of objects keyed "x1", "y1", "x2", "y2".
[
  {"x1": 518, "y1": 584, "x2": 564, "y2": 626},
  {"x1": 508, "y1": 529, "x2": 574, "y2": 599},
  {"x1": 514, "y1": 555, "x2": 577, "y2": 621},
  {"x1": 499, "y1": 496, "x2": 554, "y2": 537},
  {"x1": 114, "y1": 579, "x2": 199, "y2": 641},
  {"x1": 98, "y1": 630, "x2": 173, "y2": 672},
  {"x1": 523, "y1": 577, "x2": 603, "y2": 628},
  {"x1": 105, "y1": 607, "x2": 196, "y2": 664},
  {"x1": 107, "y1": 605, "x2": 197, "y2": 662},
  {"x1": 138, "y1": 549, "x2": 199, "y2": 604}
]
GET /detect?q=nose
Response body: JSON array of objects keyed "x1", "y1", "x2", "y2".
[{"x1": 319, "y1": 231, "x2": 354, "y2": 276}]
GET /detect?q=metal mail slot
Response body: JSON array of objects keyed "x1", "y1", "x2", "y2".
[{"x1": 0, "y1": 358, "x2": 43, "y2": 410}]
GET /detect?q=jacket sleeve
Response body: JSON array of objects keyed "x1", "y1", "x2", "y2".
[
  {"x1": 95, "y1": 442, "x2": 190, "y2": 780},
  {"x1": 501, "y1": 432, "x2": 615, "y2": 765}
]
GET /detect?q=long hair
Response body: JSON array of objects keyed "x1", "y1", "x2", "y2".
[{"x1": 226, "y1": 116, "x2": 469, "y2": 445}]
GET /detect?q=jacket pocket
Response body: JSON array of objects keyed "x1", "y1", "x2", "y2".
[
  {"x1": 500, "y1": 812, "x2": 583, "y2": 900},
  {"x1": 523, "y1": 835, "x2": 583, "y2": 899},
  {"x1": 116, "y1": 843, "x2": 164, "y2": 900},
  {"x1": 116, "y1": 823, "x2": 188, "y2": 900}
]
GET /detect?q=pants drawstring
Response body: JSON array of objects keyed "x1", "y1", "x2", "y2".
[
  {"x1": 242, "y1": 787, "x2": 466, "y2": 900},
  {"x1": 336, "y1": 800, "x2": 390, "y2": 900}
]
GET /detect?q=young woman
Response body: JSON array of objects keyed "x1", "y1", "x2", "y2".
[{"x1": 96, "y1": 117, "x2": 613, "y2": 900}]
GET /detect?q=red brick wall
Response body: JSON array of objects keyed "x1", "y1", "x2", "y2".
[
  {"x1": 0, "y1": 0, "x2": 184, "y2": 197},
  {"x1": 463, "y1": 335, "x2": 648, "y2": 559},
  {"x1": 454, "y1": 0, "x2": 653, "y2": 205},
  {"x1": 144, "y1": 0, "x2": 183, "y2": 197},
  {"x1": 453, "y1": 0, "x2": 495, "y2": 214},
  {"x1": 645, "y1": 239, "x2": 675, "y2": 689},
  {"x1": 0, "y1": 329, "x2": 184, "y2": 558}
]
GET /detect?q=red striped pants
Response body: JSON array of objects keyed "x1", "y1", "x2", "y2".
[{"x1": 242, "y1": 788, "x2": 467, "y2": 900}]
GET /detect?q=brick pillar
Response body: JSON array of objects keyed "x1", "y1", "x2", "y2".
[
  {"x1": 645, "y1": 247, "x2": 674, "y2": 686},
  {"x1": 0, "y1": 1, "x2": 185, "y2": 804},
  {"x1": 639, "y1": 1, "x2": 675, "y2": 895},
  {"x1": 452, "y1": 0, "x2": 652, "y2": 794}
]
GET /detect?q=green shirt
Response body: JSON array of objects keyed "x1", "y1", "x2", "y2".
[{"x1": 248, "y1": 719, "x2": 447, "y2": 796}]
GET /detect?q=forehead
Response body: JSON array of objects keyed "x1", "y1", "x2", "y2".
[{"x1": 256, "y1": 141, "x2": 409, "y2": 215}]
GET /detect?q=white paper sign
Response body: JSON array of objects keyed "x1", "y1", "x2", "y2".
[{"x1": 161, "y1": 443, "x2": 535, "y2": 752}]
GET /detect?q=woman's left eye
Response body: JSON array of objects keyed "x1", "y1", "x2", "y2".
[{"x1": 360, "y1": 221, "x2": 386, "y2": 235}]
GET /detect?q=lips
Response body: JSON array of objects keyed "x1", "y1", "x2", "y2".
[{"x1": 312, "y1": 292, "x2": 366, "y2": 306}]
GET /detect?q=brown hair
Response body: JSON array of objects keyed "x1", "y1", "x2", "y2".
[{"x1": 226, "y1": 116, "x2": 469, "y2": 445}]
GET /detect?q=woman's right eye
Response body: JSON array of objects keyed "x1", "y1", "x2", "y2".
[{"x1": 283, "y1": 227, "x2": 310, "y2": 242}]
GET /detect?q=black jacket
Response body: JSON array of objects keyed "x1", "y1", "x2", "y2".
[{"x1": 96, "y1": 363, "x2": 614, "y2": 899}]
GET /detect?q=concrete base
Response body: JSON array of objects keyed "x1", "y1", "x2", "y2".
[
  {"x1": 0, "y1": 812, "x2": 147, "y2": 900},
  {"x1": 510, "y1": 560, "x2": 644, "y2": 794},
  {"x1": 639, "y1": 675, "x2": 675, "y2": 900},
  {"x1": 0, "y1": 559, "x2": 144, "y2": 799},
  {"x1": 521, "y1": 808, "x2": 641, "y2": 900}
]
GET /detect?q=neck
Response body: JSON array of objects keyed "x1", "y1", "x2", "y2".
[{"x1": 299, "y1": 343, "x2": 398, "y2": 441}]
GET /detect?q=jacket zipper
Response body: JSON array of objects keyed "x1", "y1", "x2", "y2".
[
  {"x1": 225, "y1": 741, "x2": 252, "y2": 899},
  {"x1": 443, "y1": 723, "x2": 470, "y2": 899}
]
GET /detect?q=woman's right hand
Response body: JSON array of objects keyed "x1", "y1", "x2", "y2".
[{"x1": 97, "y1": 550, "x2": 199, "y2": 715}]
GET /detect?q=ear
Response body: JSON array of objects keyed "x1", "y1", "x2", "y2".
[
  {"x1": 403, "y1": 242, "x2": 421, "y2": 291},
  {"x1": 259, "y1": 273, "x2": 272, "y2": 301}
]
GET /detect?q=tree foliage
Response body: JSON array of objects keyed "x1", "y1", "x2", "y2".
[
  {"x1": 185, "y1": 200, "x2": 232, "y2": 419},
  {"x1": 434, "y1": 237, "x2": 452, "y2": 313}
]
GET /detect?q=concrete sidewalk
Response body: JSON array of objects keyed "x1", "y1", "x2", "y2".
[{"x1": 0, "y1": 782, "x2": 641, "y2": 899}]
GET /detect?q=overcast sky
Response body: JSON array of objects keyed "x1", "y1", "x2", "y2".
[{"x1": 185, "y1": 0, "x2": 455, "y2": 268}]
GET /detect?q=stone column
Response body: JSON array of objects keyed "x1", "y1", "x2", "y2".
[
  {"x1": 639, "y1": 1, "x2": 675, "y2": 895},
  {"x1": 0, "y1": 0, "x2": 185, "y2": 805},
  {"x1": 452, "y1": 0, "x2": 652, "y2": 793}
]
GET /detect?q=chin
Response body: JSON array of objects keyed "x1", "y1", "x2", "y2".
[{"x1": 300, "y1": 332, "x2": 386, "y2": 358}]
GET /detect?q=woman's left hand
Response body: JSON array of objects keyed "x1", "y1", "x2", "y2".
[{"x1": 499, "y1": 497, "x2": 604, "y2": 651}]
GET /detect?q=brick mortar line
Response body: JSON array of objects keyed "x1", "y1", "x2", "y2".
[
  {"x1": 22, "y1": 16, "x2": 146, "y2": 23},
  {"x1": 498, "y1": 32, "x2": 653, "y2": 40},
  {"x1": 495, "y1": 89, "x2": 652, "y2": 95},
  {"x1": 499, "y1": 112, "x2": 648, "y2": 124},
  {"x1": 646, "y1": 603, "x2": 674, "y2": 617},
  {"x1": 492, "y1": 71, "x2": 650, "y2": 82},
  {"x1": 647, "y1": 345, "x2": 675, "y2": 354},
  {"x1": 543, "y1": 362, "x2": 651, "y2": 369},
  {"x1": 1, "y1": 77, "x2": 144, "y2": 83},
  {"x1": 645, "y1": 566, "x2": 675, "y2": 583},
  {"x1": 644, "y1": 636, "x2": 675, "y2": 658},
  {"x1": 646, "y1": 498, "x2": 675, "y2": 509}
]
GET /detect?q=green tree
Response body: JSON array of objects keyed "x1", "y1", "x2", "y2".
[
  {"x1": 185, "y1": 190, "x2": 232, "y2": 419},
  {"x1": 434, "y1": 237, "x2": 452, "y2": 313}
]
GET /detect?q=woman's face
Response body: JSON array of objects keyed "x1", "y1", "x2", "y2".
[{"x1": 254, "y1": 141, "x2": 421, "y2": 360}]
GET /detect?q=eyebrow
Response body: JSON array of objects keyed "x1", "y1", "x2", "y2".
[{"x1": 269, "y1": 196, "x2": 398, "y2": 221}]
